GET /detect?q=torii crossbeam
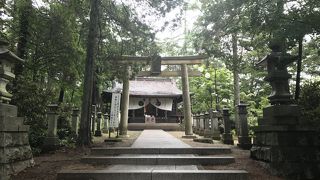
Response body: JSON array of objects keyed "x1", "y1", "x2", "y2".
[{"x1": 114, "y1": 55, "x2": 207, "y2": 137}]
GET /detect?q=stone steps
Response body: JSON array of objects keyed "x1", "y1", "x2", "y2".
[
  {"x1": 90, "y1": 147, "x2": 232, "y2": 155},
  {"x1": 57, "y1": 130, "x2": 248, "y2": 180},
  {"x1": 57, "y1": 169, "x2": 248, "y2": 180},
  {"x1": 81, "y1": 155, "x2": 235, "y2": 165}
]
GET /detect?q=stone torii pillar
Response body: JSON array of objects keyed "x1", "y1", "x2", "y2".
[
  {"x1": 116, "y1": 55, "x2": 207, "y2": 137},
  {"x1": 181, "y1": 64, "x2": 193, "y2": 135},
  {"x1": 119, "y1": 65, "x2": 130, "y2": 137}
]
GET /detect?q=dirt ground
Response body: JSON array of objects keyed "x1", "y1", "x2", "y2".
[
  {"x1": 12, "y1": 130, "x2": 284, "y2": 180},
  {"x1": 11, "y1": 131, "x2": 141, "y2": 180}
]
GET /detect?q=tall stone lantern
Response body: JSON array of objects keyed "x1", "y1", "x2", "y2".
[
  {"x1": 251, "y1": 42, "x2": 320, "y2": 178},
  {"x1": 0, "y1": 40, "x2": 34, "y2": 179}
]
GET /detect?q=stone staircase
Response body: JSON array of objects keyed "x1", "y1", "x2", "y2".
[{"x1": 57, "y1": 147, "x2": 248, "y2": 180}]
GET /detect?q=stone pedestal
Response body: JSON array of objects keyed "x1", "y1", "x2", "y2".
[
  {"x1": 0, "y1": 104, "x2": 34, "y2": 180},
  {"x1": 43, "y1": 104, "x2": 59, "y2": 150},
  {"x1": 251, "y1": 105, "x2": 320, "y2": 178},
  {"x1": 94, "y1": 112, "x2": 102, "y2": 137},
  {"x1": 71, "y1": 108, "x2": 80, "y2": 135},
  {"x1": 209, "y1": 109, "x2": 221, "y2": 140},
  {"x1": 237, "y1": 104, "x2": 251, "y2": 149},
  {"x1": 222, "y1": 108, "x2": 234, "y2": 145},
  {"x1": 102, "y1": 113, "x2": 109, "y2": 133}
]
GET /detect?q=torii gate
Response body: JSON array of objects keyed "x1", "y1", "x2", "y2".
[{"x1": 115, "y1": 55, "x2": 207, "y2": 137}]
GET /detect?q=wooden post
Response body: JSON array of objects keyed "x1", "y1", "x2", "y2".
[
  {"x1": 119, "y1": 66, "x2": 130, "y2": 136},
  {"x1": 181, "y1": 64, "x2": 193, "y2": 136}
]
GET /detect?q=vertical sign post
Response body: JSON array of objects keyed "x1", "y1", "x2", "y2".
[{"x1": 109, "y1": 93, "x2": 121, "y2": 138}]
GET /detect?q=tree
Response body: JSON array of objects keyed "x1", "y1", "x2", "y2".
[
  {"x1": 15, "y1": 0, "x2": 32, "y2": 75},
  {"x1": 78, "y1": 0, "x2": 100, "y2": 146}
]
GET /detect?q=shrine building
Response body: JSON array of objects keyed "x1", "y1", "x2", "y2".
[{"x1": 102, "y1": 77, "x2": 183, "y2": 130}]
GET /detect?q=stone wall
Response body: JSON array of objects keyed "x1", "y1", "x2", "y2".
[{"x1": 0, "y1": 104, "x2": 34, "y2": 180}]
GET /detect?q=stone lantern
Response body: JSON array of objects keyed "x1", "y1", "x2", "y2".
[
  {"x1": 237, "y1": 103, "x2": 251, "y2": 149},
  {"x1": 222, "y1": 108, "x2": 233, "y2": 145},
  {"x1": 71, "y1": 108, "x2": 80, "y2": 135},
  {"x1": 94, "y1": 112, "x2": 102, "y2": 136},
  {"x1": 251, "y1": 42, "x2": 320, "y2": 178},
  {"x1": 0, "y1": 40, "x2": 34, "y2": 179},
  {"x1": 209, "y1": 109, "x2": 221, "y2": 140},
  {"x1": 0, "y1": 41, "x2": 24, "y2": 103},
  {"x1": 43, "y1": 104, "x2": 59, "y2": 150}
]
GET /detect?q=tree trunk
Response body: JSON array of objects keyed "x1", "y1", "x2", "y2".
[
  {"x1": 15, "y1": 0, "x2": 32, "y2": 75},
  {"x1": 232, "y1": 34, "x2": 240, "y2": 134},
  {"x1": 77, "y1": 0, "x2": 100, "y2": 146},
  {"x1": 295, "y1": 36, "x2": 303, "y2": 101},
  {"x1": 58, "y1": 87, "x2": 65, "y2": 103}
]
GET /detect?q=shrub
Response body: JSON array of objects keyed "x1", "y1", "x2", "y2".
[
  {"x1": 12, "y1": 76, "x2": 53, "y2": 155},
  {"x1": 298, "y1": 81, "x2": 320, "y2": 127}
]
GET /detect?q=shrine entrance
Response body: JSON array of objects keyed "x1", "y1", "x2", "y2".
[{"x1": 110, "y1": 55, "x2": 207, "y2": 137}]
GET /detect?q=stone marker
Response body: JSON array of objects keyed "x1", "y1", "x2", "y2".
[
  {"x1": 192, "y1": 114, "x2": 197, "y2": 134},
  {"x1": 237, "y1": 104, "x2": 251, "y2": 149},
  {"x1": 43, "y1": 104, "x2": 59, "y2": 150},
  {"x1": 251, "y1": 42, "x2": 320, "y2": 178},
  {"x1": 94, "y1": 112, "x2": 102, "y2": 136},
  {"x1": 71, "y1": 108, "x2": 80, "y2": 135},
  {"x1": 102, "y1": 113, "x2": 109, "y2": 133},
  {"x1": 0, "y1": 40, "x2": 34, "y2": 180},
  {"x1": 209, "y1": 109, "x2": 221, "y2": 140},
  {"x1": 203, "y1": 112, "x2": 212, "y2": 138},
  {"x1": 198, "y1": 112, "x2": 205, "y2": 136},
  {"x1": 221, "y1": 108, "x2": 234, "y2": 145}
]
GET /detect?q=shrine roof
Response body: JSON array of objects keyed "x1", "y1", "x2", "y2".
[{"x1": 105, "y1": 78, "x2": 182, "y2": 97}]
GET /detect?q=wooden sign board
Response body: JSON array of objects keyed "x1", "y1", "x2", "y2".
[{"x1": 109, "y1": 93, "x2": 121, "y2": 128}]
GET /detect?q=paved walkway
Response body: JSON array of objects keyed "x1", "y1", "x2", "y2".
[
  {"x1": 108, "y1": 130, "x2": 198, "y2": 170},
  {"x1": 131, "y1": 130, "x2": 190, "y2": 148}
]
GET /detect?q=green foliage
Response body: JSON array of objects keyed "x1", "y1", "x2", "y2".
[
  {"x1": 298, "y1": 81, "x2": 320, "y2": 126},
  {"x1": 12, "y1": 76, "x2": 53, "y2": 155},
  {"x1": 57, "y1": 103, "x2": 73, "y2": 140},
  {"x1": 190, "y1": 63, "x2": 233, "y2": 113}
]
